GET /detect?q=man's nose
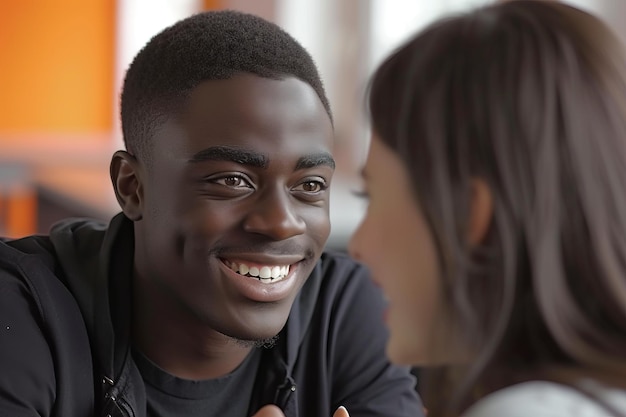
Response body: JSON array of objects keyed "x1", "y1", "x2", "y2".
[{"x1": 242, "y1": 188, "x2": 306, "y2": 240}]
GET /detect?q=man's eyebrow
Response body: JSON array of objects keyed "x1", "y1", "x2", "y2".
[
  {"x1": 295, "y1": 152, "x2": 336, "y2": 171},
  {"x1": 188, "y1": 146, "x2": 268, "y2": 168}
]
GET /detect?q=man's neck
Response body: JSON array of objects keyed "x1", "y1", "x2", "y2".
[{"x1": 131, "y1": 280, "x2": 253, "y2": 380}]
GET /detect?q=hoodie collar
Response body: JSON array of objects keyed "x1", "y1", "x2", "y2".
[{"x1": 50, "y1": 213, "x2": 134, "y2": 382}]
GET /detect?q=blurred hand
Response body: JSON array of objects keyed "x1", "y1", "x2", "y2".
[
  {"x1": 252, "y1": 405, "x2": 285, "y2": 417},
  {"x1": 252, "y1": 404, "x2": 350, "y2": 417},
  {"x1": 334, "y1": 406, "x2": 350, "y2": 417}
]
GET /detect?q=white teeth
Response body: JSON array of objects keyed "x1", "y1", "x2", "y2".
[
  {"x1": 224, "y1": 260, "x2": 293, "y2": 283},
  {"x1": 271, "y1": 266, "x2": 281, "y2": 279},
  {"x1": 260, "y1": 266, "x2": 272, "y2": 279}
]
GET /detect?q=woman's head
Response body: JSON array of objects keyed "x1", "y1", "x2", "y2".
[{"x1": 350, "y1": 0, "x2": 626, "y2": 409}]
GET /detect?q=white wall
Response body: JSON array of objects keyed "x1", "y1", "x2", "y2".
[
  {"x1": 113, "y1": 0, "x2": 203, "y2": 148},
  {"x1": 370, "y1": 0, "x2": 492, "y2": 70}
]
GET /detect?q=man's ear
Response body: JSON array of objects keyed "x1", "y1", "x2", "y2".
[
  {"x1": 467, "y1": 178, "x2": 493, "y2": 246},
  {"x1": 110, "y1": 150, "x2": 144, "y2": 221}
]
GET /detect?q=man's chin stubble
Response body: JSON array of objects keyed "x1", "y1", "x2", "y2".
[{"x1": 230, "y1": 334, "x2": 279, "y2": 349}]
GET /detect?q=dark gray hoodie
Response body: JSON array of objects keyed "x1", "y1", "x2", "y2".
[{"x1": 0, "y1": 213, "x2": 423, "y2": 417}]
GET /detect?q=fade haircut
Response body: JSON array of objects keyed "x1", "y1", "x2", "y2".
[{"x1": 120, "y1": 10, "x2": 331, "y2": 161}]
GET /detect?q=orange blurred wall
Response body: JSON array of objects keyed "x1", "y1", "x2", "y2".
[
  {"x1": 0, "y1": 0, "x2": 228, "y2": 238},
  {"x1": 203, "y1": 0, "x2": 221, "y2": 10},
  {"x1": 0, "y1": 1, "x2": 115, "y2": 133}
]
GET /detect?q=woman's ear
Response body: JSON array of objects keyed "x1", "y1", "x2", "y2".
[
  {"x1": 467, "y1": 178, "x2": 493, "y2": 246},
  {"x1": 110, "y1": 150, "x2": 144, "y2": 221}
]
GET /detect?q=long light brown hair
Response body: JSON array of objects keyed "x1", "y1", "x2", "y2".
[{"x1": 368, "y1": 1, "x2": 626, "y2": 415}]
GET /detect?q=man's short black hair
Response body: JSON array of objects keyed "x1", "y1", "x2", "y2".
[{"x1": 120, "y1": 10, "x2": 332, "y2": 160}]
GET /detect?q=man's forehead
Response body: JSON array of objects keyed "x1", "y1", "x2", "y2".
[
  {"x1": 185, "y1": 75, "x2": 327, "y2": 112},
  {"x1": 148, "y1": 75, "x2": 333, "y2": 163}
]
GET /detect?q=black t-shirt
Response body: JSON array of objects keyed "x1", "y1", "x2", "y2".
[{"x1": 133, "y1": 347, "x2": 262, "y2": 417}]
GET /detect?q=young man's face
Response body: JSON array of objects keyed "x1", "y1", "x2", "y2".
[{"x1": 133, "y1": 74, "x2": 334, "y2": 342}]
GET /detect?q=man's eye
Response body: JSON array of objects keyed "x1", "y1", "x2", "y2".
[
  {"x1": 295, "y1": 180, "x2": 327, "y2": 193},
  {"x1": 302, "y1": 182, "x2": 321, "y2": 192},
  {"x1": 214, "y1": 175, "x2": 252, "y2": 188}
]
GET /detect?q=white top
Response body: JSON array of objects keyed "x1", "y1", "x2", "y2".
[{"x1": 462, "y1": 380, "x2": 626, "y2": 417}]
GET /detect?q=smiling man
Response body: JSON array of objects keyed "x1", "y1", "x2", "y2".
[{"x1": 0, "y1": 11, "x2": 423, "y2": 417}]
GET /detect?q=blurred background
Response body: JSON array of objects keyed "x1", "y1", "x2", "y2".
[{"x1": 0, "y1": 0, "x2": 623, "y2": 249}]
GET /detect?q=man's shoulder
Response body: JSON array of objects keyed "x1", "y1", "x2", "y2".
[
  {"x1": 307, "y1": 251, "x2": 373, "y2": 303},
  {"x1": 0, "y1": 215, "x2": 112, "y2": 269},
  {"x1": 0, "y1": 232, "x2": 75, "y2": 306},
  {"x1": 317, "y1": 250, "x2": 369, "y2": 279},
  {"x1": 0, "y1": 218, "x2": 108, "y2": 314},
  {"x1": 0, "y1": 234, "x2": 57, "y2": 271},
  {"x1": 462, "y1": 381, "x2": 626, "y2": 417},
  {"x1": 300, "y1": 250, "x2": 379, "y2": 317},
  {"x1": 292, "y1": 251, "x2": 374, "y2": 330}
]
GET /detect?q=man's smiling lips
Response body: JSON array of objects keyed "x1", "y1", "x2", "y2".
[{"x1": 218, "y1": 256, "x2": 305, "y2": 303}]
